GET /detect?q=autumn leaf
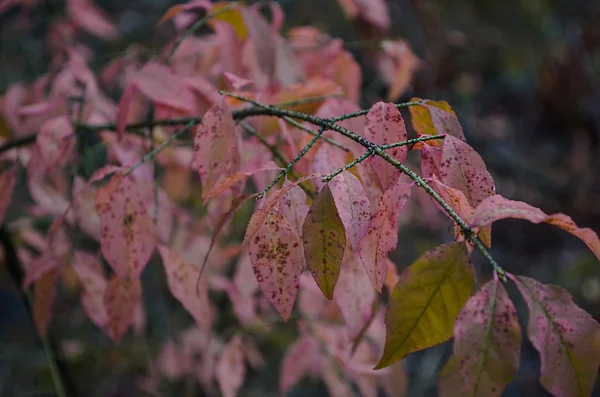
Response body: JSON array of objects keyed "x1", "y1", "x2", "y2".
[
  {"x1": 193, "y1": 98, "x2": 238, "y2": 193},
  {"x1": 329, "y1": 171, "x2": 372, "y2": 251},
  {"x1": 215, "y1": 335, "x2": 246, "y2": 397},
  {"x1": 358, "y1": 181, "x2": 412, "y2": 292},
  {"x1": 364, "y1": 102, "x2": 408, "y2": 190},
  {"x1": 0, "y1": 166, "x2": 16, "y2": 225},
  {"x1": 99, "y1": 174, "x2": 155, "y2": 278},
  {"x1": 36, "y1": 116, "x2": 75, "y2": 167},
  {"x1": 104, "y1": 275, "x2": 142, "y2": 343},
  {"x1": 410, "y1": 99, "x2": 466, "y2": 143},
  {"x1": 158, "y1": 245, "x2": 213, "y2": 332},
  {"x1": 248, "y1": 209, "x2": 304, "y2": 321},
  {"x1": 472, "y1": 195, "x2": 600, "y2": 261},
  {"x1": 279, "y1": 335, "x2": 322, "y2": 395},
  {"x1": 438, "y1": 277, "x2": 521, "y2": 397},
  {"x1": 302, "y1": 184, "x2": 346, "y2": 300},
  {"x1": 33, "y1": 268, "x2": 60, "y2": 336},
  {"x1": 375, "y1": 243, "x2": 474, "y2": 369},
  {"x1": 512, "y1": 275, "x2": 600, "y2": 397},
  {"x1": 420, "y1": 144, "x2": 442, "y2": 179},
  {"x1": 202, "y1": 162, "x2": 281, "y2": 203},
  {"x1": 72, "y1": 251, "x2": 108, "y2": 330},
  {"x1": 278, "y1": 179, "x2": 309, "y2": 237}
]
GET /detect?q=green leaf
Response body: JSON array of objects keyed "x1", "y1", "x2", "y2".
[
  {"x1": 375, "y1": 242, "x2": 474, "y2": 369},
  {"x1": 438, "y1": 278, "x2": 521, "y2": 397},
  {"x1": 302, "y1": 184, "x2": 346, "y2": 300}
]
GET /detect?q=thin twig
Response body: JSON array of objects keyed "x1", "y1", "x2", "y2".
[
  {"x1": 322, "y1": 150, "x2": 374, "y2": 182},
  {"x1": 380, "y1": 134, "x2": 446, "y2": 149},
  {"x1": 329, "y1": 99, "x2": 427, "y2": 123}
]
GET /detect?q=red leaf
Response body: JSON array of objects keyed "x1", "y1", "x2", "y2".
[
  {"x1": 438, "y1": 277, "x2": 521, "y2": 396},
  {"x1": 103, "y1": 275, "x2": 142, "y2": 342},
  {"x1": 430, "y1": 175, "x2": 475, "y2": 225},
  {"x1": 358, "y1": 182, "x2": 412, "y2": 292},
  {"x1": 512, "y1": 275, "x2": 600, "y2": 397},
  {"x1": 99, "y1": 175, "x2": 155, "y2": 278},
  {"x1": 193, "y1": 98, "x2": 238, "y2": 193},
  {"x1": 157, "y1": 245, "x2": 213, "y2": 332},
  {"x1": 248, "y1": 208, "x2": 304, "y2": 321},
  {"x1": 72, "y1": 251, "x2": 108, "y2": 329},
  {"x1": 329, "y1": 171, "x2": 372, "y2": 251},
  {"x1": 472, "y1": 195, "x2": 600, "y2": 261},
  {"x1": 0, "y1": 166, "x2": 17, "y2": 225},
  {"x1": 33, "y1": 268, "x2": 60, "y2": 336},
  {"x1": 215, "y1": 335, "x2": 246, "y2": 397},
  {"x1": 364, "y1": 102, "x2": 408, "y2": 190},
  {"x1": 440, "y1": 135, "x2": 495, "y2": 208}
]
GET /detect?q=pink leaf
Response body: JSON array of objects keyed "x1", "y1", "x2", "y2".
[
  {"x1": 358, "y1": 182, "x2": 412, "y2": 292},
  {"x1": 99, "y1": 174, "x2": 155, "y2": 278},
  {"x1": 193, "y1": 98, "x2": 238, "y2": 193},
  {"x1": 426, "y1": 105, "x2": 466, "y2": 142},
  {"x1": 0, "y1": 166, "x2": 17, "y2": 225},
  {"x1": 72, "y1": 251, "x2": 108, "y2": 329},
  {"x1": 352, "y1": 0, "x2": 390, "y2": 30},
  {"x1": 279, "y1": 335, "x2": 322, "y2": 395},
  {"x1": 364, "y1": 102, "x2": 408, "y2": 190},
  {"x1": 472, "y1": 195, "x2": 600, "y2": 261},
  {"x1": 430, "y1": 175, "x2": 475, "y2": 224},
  {"x1": 224, "y1": 72, "x2": 255, "y2": 91},
  {"x1": 420, "y1": 144, "x2": 442, "y2": 179},
  {"x1": 72, "y1": 176, "x2": 101, "y2": 240},
  {"x1": 116, "y1": 84, "x2": 136, "y2": 141},
  {"x1": 243, "y1": 174, "x2": 320, "y2": 247},
  {"x1": 157, "y1": 245, "x2": 212, "y2": 332},
  {"x1": 438, "y1": 277, "x2": 521, "y2": 396},
  {"x1": 67, "y1": 0, "x2": 119, "y2": 40},
  {"x1": 278, "y1": 178, "x2": 310, "y2": 237},
  {"x1": 329, "y1": 171, "x2": 372, "y2": 251},
  {"x1": 215, "y1": 335, "x2": 246, "y2": 397},
  {"x1": 202, "y1": 162, "x2": 281, "y2": 203},
  {"x1": 334, "y1": 250, "x2": 375, "y2": 338},
  {"x1": 512, "y1": 275, "x2": 600, "y2": 397},
  {"x1": 103, "y1": 275, "x2": 142, "y2": 342},
  {"x1": 440, "y1": 135, "x2": 495, "y2": 208},
  {"x1": 248, "y1": 208, "x2": 304, "y2": 321},
  {"x1": 241, "y1": 6, "x2": 276, "y2": 81}
]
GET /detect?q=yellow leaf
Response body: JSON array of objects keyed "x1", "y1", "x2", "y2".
[
  {"x1": 375, "y1": 242, "x2": 474, "y2": 369},
  {"x1": 208, "y1": 2, "x2": 247, "y2": 39}
]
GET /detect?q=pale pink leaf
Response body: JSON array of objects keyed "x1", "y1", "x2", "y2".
[
  {"x1": 215, "y1": 335, "x2": 246, "y2": 397},
  {"x1": 72, "y1": 176, "x2": 101, "y2": 240},
  {"x1": 311, "y1": 141, "x2": 347, "y2": 190},
  {"x1": 104, "y1": 275, "x2": 142, "y2": 342},
  {"x1": 67, "y1": 0, "x2": 119, "y2": 40},
  {"x1": 116, "y1": 84, "x2": 136, "y2": 141},
  {"x1": 248, "y1": 209, "x2": 304, "y2": 321},
  {"x1": 72, "y1": 251, "x2": 108, "y2": 329},
  {"x1": 241, "y1": 7, "x2": 276, "y2": 80},
  {"x1": 472, "y1": 195, "x2": 600, "y2": 261},
  {"x1": 278, "y1": 179, "x2": 309, "y2": 237},
  {"x1": 427, "y1": 105, "x2": 466, "y2": 142},
  {"x1": 440, "y1": 135, "x2": 495, "y2": 208},
  {"x1": 0, "y1": 166, "x2": 17, "y2": 225},
  {"x1": 223, "y1": 72, "x2": 255, "y2": 91},
  {"x1": 358, "y1": 182, "x2": 412, "y2": 291},
  {"x1": 353, "y1": 0, "x2": 390, "y2": 30},
  {"x1": 512, "y1": 275, "x2": 600, "y2": 397},
  {"x1": 193, "y1": 98, "x2": 238, "y2": 193},
  {"x1": 438, "y1": 277, "x2": 521, "y2": 397},
  {"x1": 364, "y1": 102, "x2": 408, "y2": 190},
  {"x1": 99, "y1": 175, "x2": 156, "y2": 278},
  {"x1": 334, "y1": 250, "x2": 375, "y2": 338},
  {"x1": 157, "y1": 245, "x2": 212, "y2": 332},
  {"x1": 329, "y1": 171, "x2": 372, "y2": 251},
  {"x1": 279, "y1": 335, "x2": 322, "y2": 395}
]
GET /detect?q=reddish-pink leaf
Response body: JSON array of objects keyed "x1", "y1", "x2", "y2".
[
  {"x1": 0, "y1": 166, "x2": 17, "y2": 225},
  {"x1": 241, "y1": 7, "x2": 276, "y2": 79},
  {"x1": 248, "y1": 208, "x2": 304, "y2": 321},
  {"x1": 103, "y1": 275, "x2": 142, "y2": 342},
  {"x1": 278, "y1": 179, "x2": 310, "y2": 237},
  {"x1": 329, "y1": 171, "x2": 372, "y2": 251},
  {"x1": 337, "y1": 0, "x2": 390, "y2": 30},
  {"x1": 193, "y1": 98, "x2": 238, "y2": 193},
  {"x1": 243, "y1": 174, "x2": 320, "y2": 247},
  {"x1": 364, "y1": 102, "x2": 408, "y2": 190},
  {"x1": 215, "y1": 335, "x2": 246, "y2": 397},
  {"x1": 67, "y1": 0, "x2": 119, "y2": 40},
  {"x1": 72, "y1": 176, "x2": 101, "y2": 240},
  {"x1": 279, "y1": 335, "x2": 322, "y2": 395},
  {"x1": 157, "y1": 245, "x2": 212, "y2": 332},
  {"x1": 36, "y1": 116, "x2": 75, "y2": 168},
  {"x1": 358, "y1": 182, "x2": 412, "y2": 292},
  {"x1": 472, "y1": 195, "x2": 600, "y2": 261},
  {"x1": 311, "y1": 141, "x2": 347, "y2": 190},
  {"x1": 438, "y1": 277, "x2": 521, "y2": 397},
  {"x1": 334, "y1": 250, "x2": 375, "y2": 338},
  {"x1": 99, "y1": 175, "x2": 155, "y2": 278},
  {"x1": 430, "y1": 175, "x2": 474, "y2": 225},
  {"x1": 512, "y1": 275, "x2": 600, "y2": 397},
  {"x1": 440, "y1": 135, "x2": 495, "y2": 208},
  {"x1": 116, "y1": 84, "x2": 136, "y2": 141},
  {"x1": 427, "y1": 105, "x2": 465, "y2": 142},
  {"x1": 33, "y1": 267, "x2": 60, "y2": 336},
  {"x1": 72, "y1": 251, "x2": 108, "y2": 329},
  {"x1": 202, "y1": 162, "x2": 280, "y2": 203},
  {"x1": 420, "y1": 144, "x2": 442, "y2": 179}
]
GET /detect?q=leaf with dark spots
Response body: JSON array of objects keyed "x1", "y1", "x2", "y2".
[
  {"x1": 409, "y1": 99, "x2": 465, "y2": 143},
  {"x1": 103, "y1": 275, "x2": 142, "y2": 343},
  {"x1": 249, "y1": 209, "x2": 304, "y2": 321},
  {"x1": 302, "y1": 184, "x2": 346, "y2": 300},
  {"x1": 438, "y1": 277, "x2": 521, "y2": 397},
  {"x1": 358, "y1": 181, "x2": 412, "y2": 292},
  {"x1": 511, "y1": 275, "x2": 600, "y2": 397}
]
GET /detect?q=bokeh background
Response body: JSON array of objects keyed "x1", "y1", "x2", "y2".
[{"x1": 1, "y1": 0, "x2": 599, "y2": 396}]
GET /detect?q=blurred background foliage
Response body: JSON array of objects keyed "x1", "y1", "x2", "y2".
[{"x1": 1, "y1": 0, "x2": 599, "y2": 396}]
